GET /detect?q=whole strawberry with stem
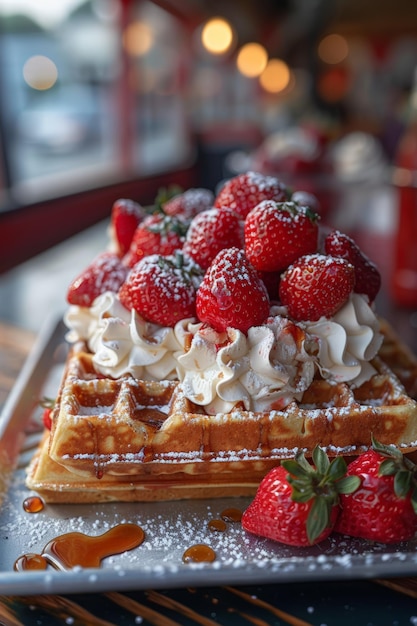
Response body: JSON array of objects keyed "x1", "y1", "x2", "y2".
[
  {"x1": 196, "y1": 247, "x2": 270, "y2": 333},
  {"x1": 182, "y1": 207, "x2": 244, "y2": 270},
  {"x1": 67, "y1": 252, "x2": 128, "y2": 307},
  {"x1": 334, "y1": 438, "x2": 417, "y2": 543},
  {"x1": 245, "y1": 200, "x2": 319, "y2": 272},
  {"x1": 242, "y1": 446, "x2": 360, "y2": 546},
  {"x1": 279, "y1": 253, "x2": 355, "y2": 322},
  {"x1": 324, "y1": 229, "x2": 381, "y2": 304},
  {"x1": 119, "y1": 251, "x2": 204, "y2": 327},
  {"x1": 110, "y1": 198, "x2": 145, "y2": 257},
  {"x1": 214, "y1": 171, "x2": 288, "y2": 219},
  {"x1": 123, "y1": 213, "x2": 189, "y2": 268}
]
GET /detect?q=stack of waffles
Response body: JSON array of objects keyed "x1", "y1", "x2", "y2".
[
  {"x1": 25, "y1": 174, "x2": 417, "y2": 502},
  {"x1": 26, "y1": 325, "x2": 417, "y2": 503}
]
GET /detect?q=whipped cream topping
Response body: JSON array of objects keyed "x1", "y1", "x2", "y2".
[
  {"x1": 65, "y1": 290, "x2": 382, "y2": 411},
  {"x1": 299, "y1": 293, "x2": 383, "y2": 386},
  {"x1": 177, "y1": 317, "x2": 317, "y2": 414},
  {"x1": 65, "y1": 292, "x2": 190, "y2": 380}
]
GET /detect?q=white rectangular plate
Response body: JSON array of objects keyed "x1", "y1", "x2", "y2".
[{"x1": 1, "y1": 317, "x2": 417, "y2": 596}]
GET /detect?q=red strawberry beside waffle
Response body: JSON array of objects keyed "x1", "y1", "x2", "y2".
[{"x1": 26, "y1": 173, "x2": 417, "y2": 551}]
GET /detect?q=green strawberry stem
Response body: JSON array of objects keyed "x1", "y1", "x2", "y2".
[
  {"x1": 154, "y1": 185, "x2": 183, "y2": 213},
  {"x1": 40, "y1": 396, "x2": 55, "y2": 410},
  {"x1": 282, "y1": 446, "x2": 360, "y2": 544}
]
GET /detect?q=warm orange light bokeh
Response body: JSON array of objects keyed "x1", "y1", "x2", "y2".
[
  {"x1": 237, "y1": 43, "x2": 268, "y2": 78},
  {"x1": 201, "y1": 18, "x2": 234, "y2": 55},
  {"x1": 259, "y1": 58, "x2": 291, "y2": 93}
]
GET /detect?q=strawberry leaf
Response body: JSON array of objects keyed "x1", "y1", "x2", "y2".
[
  {"x1": 327, "y1": 456, "x2": 349, "y2": 481},
  {"x1": 336, "y1": 475, "x2": 361, "y2": 494},
  {"x1": 394, "y1": 470, "x2": 412, "y2": 499},
  {"x1": 378, "y1": 458, "x2": 398, "y2": 476},
  {"x1": 371, "y1": 436, "x2": 403, "y2": 460},
  {"x1": 306, "y1": 496, "x2": 330, "y2": 544},
  {"x1": 312, "y1": 446, "x2": 330, "y2": 474}
]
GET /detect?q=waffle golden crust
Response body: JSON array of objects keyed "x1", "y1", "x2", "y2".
[{"x1": 26, "y1": 321, "x2": 417, "y2": 502}]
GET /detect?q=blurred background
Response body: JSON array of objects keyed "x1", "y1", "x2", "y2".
[{"x1": 1, "y1": 0, "x2": 417, "y2": 333}]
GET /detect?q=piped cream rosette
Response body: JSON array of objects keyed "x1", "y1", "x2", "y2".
[
  {"x1": 294, "y1": 293, "x2": 383, "y2": 386},
  {"x1": 65, "y1": 292, "x2": 188, "y2": 380},
  {"x1": 177, "y1": 318, "x2": 317, "y2": 414}
]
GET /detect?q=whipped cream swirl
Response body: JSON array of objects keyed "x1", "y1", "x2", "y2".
[
  {"x1": 65, "y1": 292, "x2": 190, "y2": 380},
  {"x1": 300, "y1": 293, "x2": 383, "y2": 386},
  {"x1": 177, "y1": 316, "x2": 317, "y2": 414}
]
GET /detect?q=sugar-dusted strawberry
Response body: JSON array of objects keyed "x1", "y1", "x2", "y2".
[
  {"x1": 279, "y1": 253, "x2": 355, "y2": 322},
  {"x1": 214, "y1": 171, "x2": 288, "y2": 219},
  {"x1": 182, "y1": 207, "x2": 244, "y2": 270},
  {"x1": 244, "y1": 200, "x2": 319, "y2": 272},
  {"x1": 335, "y1": 439, "x2": 417, "y2": 543},
  {"x1": 195, "y1": 247, "x2": 270, "y2": 333},
  {"x1": 119, "y1": 251, "x2": 204, "y2": 327},
  {"x1": 124, "y1": 214, "x2": 189, "y2": 268},
  {"x1": 163, "y1": 187, "x2": 214, "y2": 220},
  {"x1": 242, "y1": 447, "x2": 359, "y2": 546},
  {"x1": 324, "y1": 230, "x2": 381, "y2": 303},
  {"x1": 110, "y1": 198, "x2": 145, "y2": 256},
  {"x1": 40, "y1": 397, "x2": 55, "y2": 430},
  {"x1": 67, "y1": 252, "x2": 128, "y2": 307}
]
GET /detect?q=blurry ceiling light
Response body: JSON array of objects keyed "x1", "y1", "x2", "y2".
[
  {"x1": 237, "y1": 43, "x2": 268, "y2": 78},
  {"x1": 124, "y1": 21, "x2": 153, "y2": 56},
  {"x1": 318, "y1": 33, "x2": 349, "y2": 64},
  {"x1": 259, "y1": 58, "x2": 291, "y2": 93},
  {"x1": 201, "y1": 17, "x2": 234, "y2": 55},
  {"x1": 23, "y1": 55, "x2": 58, "y2": 90}
]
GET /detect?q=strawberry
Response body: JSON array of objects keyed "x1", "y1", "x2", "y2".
[
  {"x1": 163, "y1": 187, "x2": 214, "y2": 219},
  {"x1": 244, "y1": 200, "x2": 319, "y2": 272},
  {"x1": 40, "y1": 397, "x2": 55, "y2": 430},
  {"x1": 279, "y1": 253, "x2": 355, "y2": 322},
  {"x1": 119, "y1": 251, "x2": 204, "y2": 327},
  {"x1": 214, "y1": 171, "x2": 288, "y2": 219},
  {"x1": 182, "y1": 207, "x2": 244, "y2": 270},
  {"x1": 242, "y1": 447, "x2": 359, "y2": 546},
  {"x1": 124, "y1": 214, "x2": 188, "y2": 268},
  {"x1": 324, "y1": 230, "x2": 381, "y2": 303},
  {"x1": 335, "y1": 439, "x2": 417, "y2": 543},
  {"x1": 110, "y1": 198, "x2": 144, "y2": 256},
  {"x1": 195, "y1": 247, "x2": 270, "y2": 333},
  {"x1": 67, "y1": 252, "x2": 128, "y2": 307}
]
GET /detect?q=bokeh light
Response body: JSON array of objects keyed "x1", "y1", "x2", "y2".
[
  {"x1": 318, "y1": 33, "x2": 349, "y2": 64},
  {"x1": 123, "y1": 21, "x2": 153, "y2": 56},
  {"x1": 259, "y1": 58, "x2": 291, "y2": 93},
  {"x1": 22, "y1": 55, "x2": 58, "y2": 90},
  {"x1": 201, "y1": 18, "x2": 234, "y2": 55},
  {"x1": 237, "y1": 43, "x2": 268, "y2": 78}
]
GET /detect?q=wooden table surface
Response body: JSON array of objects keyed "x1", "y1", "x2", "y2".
[
  {"x1": 1, "y1": 318, "x2": 417, "y2": 626},
  {"x1": 0, "y1": 321, "x2": 35, "y2": 409}
]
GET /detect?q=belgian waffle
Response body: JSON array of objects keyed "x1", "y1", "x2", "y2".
[{"x1": 26, "y1": 321, "x2": 417, "y2": 502}]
